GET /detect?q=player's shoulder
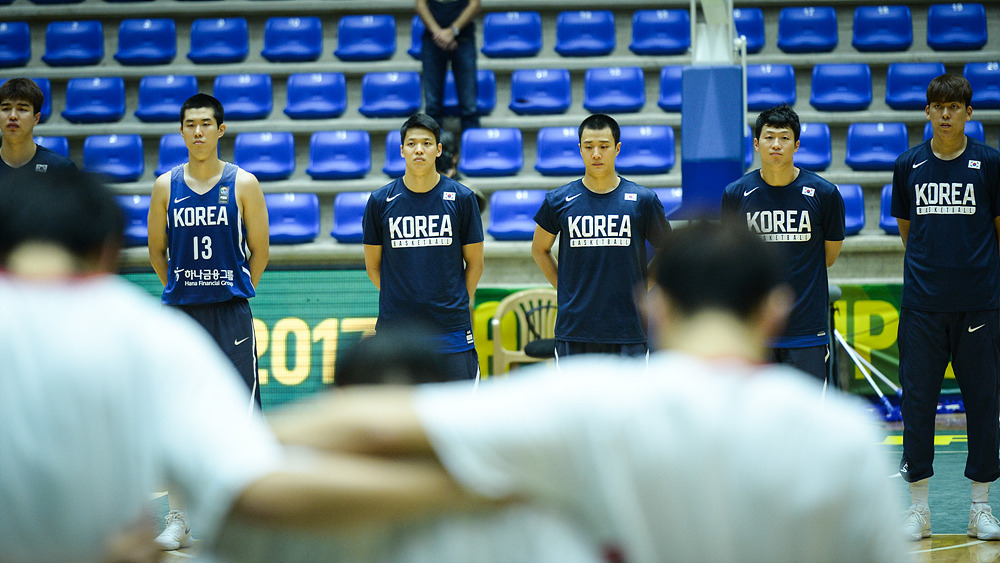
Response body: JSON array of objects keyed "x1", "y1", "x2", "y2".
[
  {"x1": 723, "y1": 169, "x2": 759, "y2": 194},
  {"x1": 798, "y1": 169, "x2": 838, "y2": 193},
  {"x1": 895, "y1": 140, "x2": 931, "y2": 167},
  {"x1": 33, "y1": 145, "x2": 77, "y2": 170},
  {"x1": 547, "y1": 179, "x2": 583, "y2": 200},
  {"x1": 967, "y1": 137, "x2": 1000, "y2": 162},
  {"x1": 371, "y1": 177, "x2": 402, "y2": 199},
  {"x1": 618, "y1": 176, "x2": 654, "y2": 195},
  {"x1": 440, "y1": 175, "x2": 476, "y2": 197}
]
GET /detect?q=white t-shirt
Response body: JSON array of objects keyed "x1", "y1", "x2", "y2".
[
  {"x1": 0, "y1": 274, "x2": 282, "y2": 562},
  {"x1": 416, "y1": 353, "x2": 908, "y2": 563}
]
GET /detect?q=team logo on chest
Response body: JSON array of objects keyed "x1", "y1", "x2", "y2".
[
  {"x1": 914, "y1": 182, "x2": 976, "y2": 215},
  {"x1": 745, "y1": 210, "x2": 812, "y2": 242},
  {"x1": 567, "y1": 214, "x2": 632, "y2": 247},
  {"x1": 389, "y1": 214, "x2": 453, "y2": 248},
  {"x1": 219, "y1": 186, "x2": 230, "y2": 205}
]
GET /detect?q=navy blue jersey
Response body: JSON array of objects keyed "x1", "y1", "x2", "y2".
[
  {"x1": 891, "y1": 138, "x2": 1000, "y2": 311},
  {"x1": 363, "y1": 175, "x2": 484, "y2": 335},
  {"x1": 534, "y1": 177, "x2": 672, "y2": 344},
  {"x1": 0, "y1": 145, "x2": 76, "y2": 176},
  {"x1": 721, "y1": 169, "x2": 846, "y2": 346},
  {"x1": 161, "y1": 163, "x2": 256, "y2": 305}
]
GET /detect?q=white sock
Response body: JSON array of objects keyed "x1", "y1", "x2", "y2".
[
  {"x1": 910, "y1": 478, "x2": 930, "y2": 509},
  {"x1": 972, "y1": 481, "x2": 991, "y2": 505}
]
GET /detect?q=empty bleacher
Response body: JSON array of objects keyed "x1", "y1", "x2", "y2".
[{"x1": 2, "y1": 0, "x2": 998, "y2": 284}]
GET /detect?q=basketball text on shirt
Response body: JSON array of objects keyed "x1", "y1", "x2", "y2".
[
  {"x1": 567, "y1": 214, "x2": 632, "y2": 247},
  {"x1": 389, "y1": 214, "x2": 453, "y2": 247},
  {"x1": 745, "y1": 209, "x2": 812, "y2": 242},
  {"x1": 914, "y1": 182, "x2": 976, "y2": 215}
]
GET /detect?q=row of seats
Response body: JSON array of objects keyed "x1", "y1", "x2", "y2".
[
  {"x1": 0, "y1": 4, "x2": 990, "y2": 68},
  {"x1": 24, "y1": 61, "x2": 1000, "y2": 128},
  {"x1": 115, "y1": 181, "x2": 897, "y2": 249}
]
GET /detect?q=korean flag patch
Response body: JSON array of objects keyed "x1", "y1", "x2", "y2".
[
  {"x1": 970, "y1": 160, "x2": 981, "y2": 169},
  {"x1": 35, "y1": 164, "x2": 47, "y2": 173},
  {"x1": 443, "y1": 191, "x2": 456, "y2": 201},
  {"x1": 802, "y1": 186, "x2": 815, "y2": 197},
  {"x1": 624, "y1": 193, "x2": 637, "y2": 201}
]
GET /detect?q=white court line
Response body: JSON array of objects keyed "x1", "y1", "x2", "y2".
[
  {"x1": 912, "y1": 539, "x2": 984, "y2": 554},
  {"x1": 887, "y1": 473, "x2": 902, "y2": 479}
]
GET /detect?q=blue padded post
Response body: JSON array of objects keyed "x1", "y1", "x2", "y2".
[{"x1": 679, "y1": 66, "x2": 744, "y2": 219}]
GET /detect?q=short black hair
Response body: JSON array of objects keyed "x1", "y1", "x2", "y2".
[
  {"x1": 926, "y1": 73, "x2": 973, "y2": 107},
  {"x1": 655, "y1": 221, "x2": 785, "y2": 320},
  {"x1": 0, "y1": 78, "x2": 44, "y2": 115},
  {"x1": 579, "y1": 113, "x2": 621, "y2": 145},
  {"x1": 0, "y1": 167, "x2": 123, "y2": 265},
  {"x1": 400, "y1": 113, "x2": 441, "y2": 145},
  {"x1": 334, "y1": 323, "x2": 450, "y2": 387},
  {"x1": 179, "y1": 93, "x2": 224, "y2": 126},
  {"x1": 754, "y1": 104, "x2": 800, "y2": 142}
]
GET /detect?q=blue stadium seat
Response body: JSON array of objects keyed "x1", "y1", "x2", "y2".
[
  {"x1": 213, "y1": 74, "x2": 272, "y2": 120},
  {"x1": 837, "y1": 184, "x2": 865, "y2": 235},
  {"x1": 810, "y1": 63, "x2": 872, "y2": 111},
  {"x1": 487, "y1": 189, "x2": 546, "y2": 241},
  {"x1": 657, "y1": 65, "x2": 682, "y2": 112},
  {"x1": 0, "y1": 22, "x2": 31, "y2": 67},
  {"x1": 652, "y1": 187, "x2": 683, "y2": 217},
  {"x1": 261, "y1": 16, "x2": 322, "y2": 62},
  {"x1": 879, "y1": 184, "x2": 899, "y2": 235},
  {"x1": 965, "y1": 62, "x2": 1000, "y2": 109},
  {"x1": 62, "y1": 77, "x2": 126, "y2": 123},
  {"x1": 744, "y1": 125, "x2": 754, "y2": 169},
  {"x1": 852, "y1": 5, "x2": 912, "y2": 52},
  {"x1": 83, "y1": 134, "x2": 144, "y2": 182},
  {"x1": 330, "y1": 191, "x2": 371, "y2": 243},
  {"x1": 265, "y1": 193, "x2": 320, "y2": 245},
  {"x1": 777, "y1": 7, "x2": 838, "y2": 53},
  {"x1": 923, "y1": 120, "x2": 986, "y2": 142},
  {"x1": 233, "y1": 131, "x2": 295, "y2": 181},
  {"x1": 927, "y1": 3, "x2": 987, "y2": 51},
  {"x1": 554, "y1": 10, "x2": 615, "y2": 57},
  {"x1": 583, "y1": 67, "x2": 645, "y2": 113},
  {"x1": 617, "y1": 125, "x2": 675, "y2": 175},
  {"x1": 335, "y1": 15, "x2": 395, "y2": 61},
  {"x1": 481, "y1": 11, "x2": 542, "y2": 58},
  {"x1": 306, "y1": 130, "x2": 371, "y2": 180},
  {"x1": 443, "y1": 69, "x2": 496, "y2": 116},
  {"x1": 407, "y1": 15, "x2": 424, "y2": 59},
  {"x1": 34, "y1": 136, "x2": 70, "y2": 157},
  {"x1": 42, "y1": 20, "x2": 104, "y2": 66},
  {"x1": 845, "y1": 122, "x2": 908, "y2": 171},
  {"x1": 135, "y1": 74, "x2": 198, "y2": 123},
  {"x1": 359, "y1": 72, "x2": 421, "y2": 118},
  {"x1": 459, "y1": 127, "x2": 523, "y2": 177},
  {"x1": 629, "y1": 9, "x2": 690, "y2": 56},
  {"x1": 155, "y1": 134, "x2": 188, "y2": 176},
  {"x1": 746, "y1": 64, "x2": 796, "y2": 111},
  {"x1": 885, "y1": 62, "x2": 946, "y2": 110},
  {"x1": 509, "y1": 68, "x2": 572, "y2": 115},
  {"x1": 534, "y1": 126, "x2": 584, "y2": 176},
  {"x1": 793, "y1": 122, "x2": 832, "y2": 172},
  {"x1": 114, "y1": 18, "x2": 176, "y2": 65},
  {"x1": 382, "y1": 130, "x2": 405, "y2": 177},
  {"x1": 115, "y1": 194, "x2": 151, "y2": 247},
  {"x1": 284, "y1": 72, "x2": 347, "y2": 119},
  {"x1": 733, "y1": 8, "x2": 764, "y2": 54},
  {"x1": 187, "y1": 18, "x2": 248, "y2": 64}
]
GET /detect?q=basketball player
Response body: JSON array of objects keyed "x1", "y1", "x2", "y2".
[
  {"x1": 274, "y1": 222, "x2": 905, "y2": 562},
  {"x1": 362, "y1": 113, "x2": 484, "y2": 381},
  {"x1": 531, "y1": 113, "x2": 672, "y2": 359},
  {"x1": 0, "y1": 78, "x2": 76, "y2": 176},
  {"x1": 147, "y1": 93, "x2": 269, "y2": 548},
  {"x1": 0, "y1": 167, "x2": 494, "y2": 563},
  {"x1": 892, "y1": 73, "x2": 1000, "y2": 541},
  {"x1": 721, "y1": 104, "x2": 846, "y2": 382}
]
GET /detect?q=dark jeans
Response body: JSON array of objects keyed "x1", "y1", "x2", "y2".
[{"x1": 422, "y1": 33, "x2": 479, "y2": 130}]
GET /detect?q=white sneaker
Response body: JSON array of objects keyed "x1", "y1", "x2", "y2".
[
  {"x1": 903, "y1": 505, "x2": 931, "y2": 541},
  {"x1": 969, "y1": 504, "x2": 1000, "y2": 540},
  {"x1": 155, "y1": 509, "x2": 193, "y2": 550}
]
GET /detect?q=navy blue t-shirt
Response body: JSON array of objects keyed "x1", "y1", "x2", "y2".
[
  {"x1": 161, "y1": 163, "x2": 256, "y2": 305},
  {"x1": 363, "y1": 175, "x2": 483, "y2": 341},
  {"x1": 721, "y1": 168, "x2": 846, "y2": 347},
  {"x1": 534, "y1": 177, "x2": 672, "y2": 344},
  {"x1": 0, "y1": 145, "x2": 76, "y2": 177},
  {"x1": 891, "y1": 138, "x2": 1000, "y2": 311}
]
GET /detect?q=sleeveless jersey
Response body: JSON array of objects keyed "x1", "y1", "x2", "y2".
[
  {"x1": 891, "y1": 138, "x2": 1000, "y2": 311},
  {"x1": 0, "y1": 145, "x2": 76, "y2": 177},
  {"x1": 161, "y1": 162, "x2": 255, "y2": 305},
  {"x1": 534, "y1": 177, "x2": 672, "y2": 344},
  {"x1": 362, "y1": 175, "x2": 484, "y2": 337},
  {"x1": 721, "y1": 169, "x2": 846, "y2": 346}
]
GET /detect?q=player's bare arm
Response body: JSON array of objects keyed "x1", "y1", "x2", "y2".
[
  {"x1": 462, "y1": 242, "x2": 484, "y2": 311},
  {"x1": 363, "y1": 244, "x2": 382, "y2": 290},
  {"x1": 531, "y1": 226, "x2": 559, "y2": 289},
  {"x1": 236, "y1": 169, "x2": 269, "y2": 287},
  {"x1": 148, "y1": 173, "x2": 172, "y2": 286},
  {"x1": 824, "y1": 240, "x2": 843, "y2": 267},
  {"x1": 896, "y1": 218, "x2": 910, "y2": 250}
]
